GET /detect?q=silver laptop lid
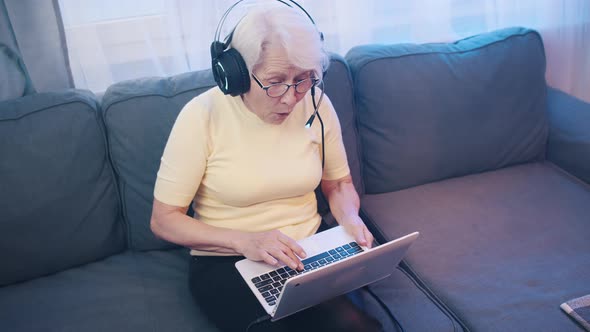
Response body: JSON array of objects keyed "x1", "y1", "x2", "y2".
[{"x1": 271, "y1": 231, "x2": 419, "y2": 321}]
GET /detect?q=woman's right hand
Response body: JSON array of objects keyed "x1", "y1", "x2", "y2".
[{"x1": 233, "y1": 230, "x2": 307, "y2": 271}]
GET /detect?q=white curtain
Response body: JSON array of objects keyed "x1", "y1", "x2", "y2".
[{"x1": 58, "y1": 0, "x2": 590, "y2": 102}]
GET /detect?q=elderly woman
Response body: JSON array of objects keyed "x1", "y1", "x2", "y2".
[{"x1": 150, "y1": 2, "x2": 381, "y2": 331}]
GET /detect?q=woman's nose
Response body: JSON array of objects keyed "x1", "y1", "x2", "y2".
[{"x1": 279, "y1": 86, "x2": 298, "y2": 106}]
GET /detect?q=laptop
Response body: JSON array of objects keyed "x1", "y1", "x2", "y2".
[{"x1": 235, "y1": 225, "x2": 419, "y2": 321}]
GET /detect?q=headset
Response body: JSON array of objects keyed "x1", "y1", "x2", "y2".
[{"x1": 210, "y1": 0, "x2": 323, "y2": 97}]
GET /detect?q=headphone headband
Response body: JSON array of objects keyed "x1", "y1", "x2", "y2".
[{"x1": 214, "y1": 0, "x2": 320, "y2": 49}]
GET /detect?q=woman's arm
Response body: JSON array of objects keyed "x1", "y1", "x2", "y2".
[
  {"x1": 150, "y1": 198, "x2": 306, "y2": 270},
  {"x1": 150, "y1": 198, "x2": 238, "y2": 254},
  {"x1": 321, "y1": 175, "x2": 374, "y2": 248}
]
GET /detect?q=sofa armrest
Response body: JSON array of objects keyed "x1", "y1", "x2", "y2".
[{"x1": 546, "y1": 87, "x2": 590, "y2": 184}]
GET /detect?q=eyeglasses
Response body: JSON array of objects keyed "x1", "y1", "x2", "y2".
[{"x1": 251, "y1": 74, "x2": 320, "y2": 98}]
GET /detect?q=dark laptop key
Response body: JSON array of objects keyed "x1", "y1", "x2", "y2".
[
  {"x1": 276, "y1": 267, "x2": 286, "y2": 274},
  {"x1": 328, "y1": 249, "x2": 337, "y2": 255},
  {"x1": 326, "y1": 256, "x2": 334, "y2": 262},
  {"x1": 269, "y1": 301, "x2": 276, "y2": 306},
  {"x1": 311, "y1": 262, "x2": 319, "y2": 268},
  {"x1": 261, "y1": 291, "x2": 270, "y2": 298},
  {"x1": 273, "y1": 276, "x2": 282, "y2": 282},
  {"x1": 341, "y1": 251, "x2": 350, "y2": 257},
  {"x1": 270, "y1": 289, "x2": 279, "y2": 295},
  {"x1": 332, "y1": 253, "x2": 341, "y2": 259},
  {"x1": 280, "y1": 273, "x2": 289, "y2": 280},
  {"x1": 261, "y1": 274, "x2": 271, "y2": 280},
  {"x1": 265, "y1": 296, "x2": 275, "y2": 303},
  {"x1": 288, "y1": 270, "x2": 297, "y2": 276},
  {"x1": 347, "y1": 247, "x2": 363, "y2": 255},
  {"x1": 272, "y1": 282, "x2": 281, "y2": 288},
  {"x1": 336, "y1": 247, "x2": 345, "y2": 252},
  {"x1": 277, "y1": 286, "x2": 283, "y2": 291},
  {"x1": 259, "y1": 285, "x2": 273, "y2": 292},
  {"x1": 350, "y1": 242, "x2": 360, "y2": 248},
  {"x1": 284, "y1": 266, "x2": 293, "y2": 273},
  {"x1": 254, "y1": 279, "x2": 273, "y2": 289},
  {"x1": 304, "y1": 264, "x2": 311, "y2": 270},
  {"x1": 251, "y1": 276, "x2": 261, "y2": 284},
  {"x1": 270, "y1": 271, "x2": 278, "y2": 277},
  {"x1": 280, "y1": 279, "x2": 287, "y2": 285},
  {"x1": 343, "y1": 244, "x2": 351, "y2": 250},
  {"x1": 318, "y1": 259, "x2": 327, "y2": 265}
]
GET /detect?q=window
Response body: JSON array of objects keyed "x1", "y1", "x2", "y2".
[{"x1": 58, "y1": 0, "x2": 590, "y2": 101}]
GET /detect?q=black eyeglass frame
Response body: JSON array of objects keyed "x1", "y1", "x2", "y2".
[{"x1": 251, "y1": 73, "x2": 321, "y2": 98}]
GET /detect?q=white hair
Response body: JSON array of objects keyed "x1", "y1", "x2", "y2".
[{"x1": 229, "y1": 2, "x2": 329, "y2": 79}]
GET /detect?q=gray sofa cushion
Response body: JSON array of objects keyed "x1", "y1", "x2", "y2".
[
  {"x1": 324, "y1": 54, "x2": 364, "y2": 195},
  {"x1": 361, "y1": 268, "x2": 463, "y2": 332},
  {"x1": 0, "y1": 249, "x2": 218, "y2": 332},
  {"x1": 101, "y1": 55, "x2": 359, "y2": 250},
  {"x1": 360, "y1": 162, "x2": 590, "y2": 331},
  {"x1": 0, "y1": 90, "x2": 125, "y2": 286},
  {"x1": 102, "y1": 70, "x2": 216, "y2": 251},
  {"x1": 346, "y1": 27, "x2": 548, "y2": 194}
]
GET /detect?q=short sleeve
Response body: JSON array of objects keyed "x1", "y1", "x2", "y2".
[
  {"x1": 153, "y1": 98, "x2": 210, "y2": 207},
  {"x1": 319, "y1": 95, "x2": 351, "y2": 181}
]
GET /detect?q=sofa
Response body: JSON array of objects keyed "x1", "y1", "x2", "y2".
[{"x1": 1, "y1": 27, "x2": 589, "y2": 332}]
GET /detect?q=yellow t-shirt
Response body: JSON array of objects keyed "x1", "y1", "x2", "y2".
[{"x1": 153, "y1": 87, "x2": 350, "y2": 256}]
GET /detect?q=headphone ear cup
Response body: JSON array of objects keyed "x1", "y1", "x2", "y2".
[
  {"x1": 211, "y1": 41, "x2": 227, "y2": 92},
  {"x1": 225, "y1": 48, "x2": 251, "y2": 96},
  {"x1": 212, "y1": 47, "x2": 250, "y2": 96}
]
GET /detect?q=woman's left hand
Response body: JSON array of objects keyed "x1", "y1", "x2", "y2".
[{"x1": 339, "y1": 215, "x2": 374, "y2": 249}]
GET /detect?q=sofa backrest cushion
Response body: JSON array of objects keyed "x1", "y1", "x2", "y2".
[
  {"x1": 102, "y1": 70, "x2": 215, "y2": 251},
  {"x1": 0, "y1": 90, "x2": 126, "y2": 285},
  {"x1": 346, "y1": 27, "x2": 548, "y2": 194},
  {"x1": 324, "y1": 54, "x2": 364, "y2": 196},
  {"x1": 101, "y1": 55, "x2": 359, "y2": 251}
]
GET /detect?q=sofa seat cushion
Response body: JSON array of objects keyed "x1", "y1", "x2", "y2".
[
  {"x1": 360, "y1": 268, "x2": 464, "y2": 332},
  {"x1": 0, "y1": 249, "x2": 218, "y2": 332},
  {"x1": 361, "y1": 162, "x2": 590, "y2": 331}
]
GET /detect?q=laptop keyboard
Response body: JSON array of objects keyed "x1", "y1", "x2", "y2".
[{"x1": 250, "y1": 241, "x2": 364, "y2": 306}]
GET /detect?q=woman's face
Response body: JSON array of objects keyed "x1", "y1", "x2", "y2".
[{"x1": 242, "y1": 46, "x2": 314, "y2": 125}]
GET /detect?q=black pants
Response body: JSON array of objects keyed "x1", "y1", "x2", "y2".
[{"x1": 189, "y1": 255, "x2": 383, "y2": 332}]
